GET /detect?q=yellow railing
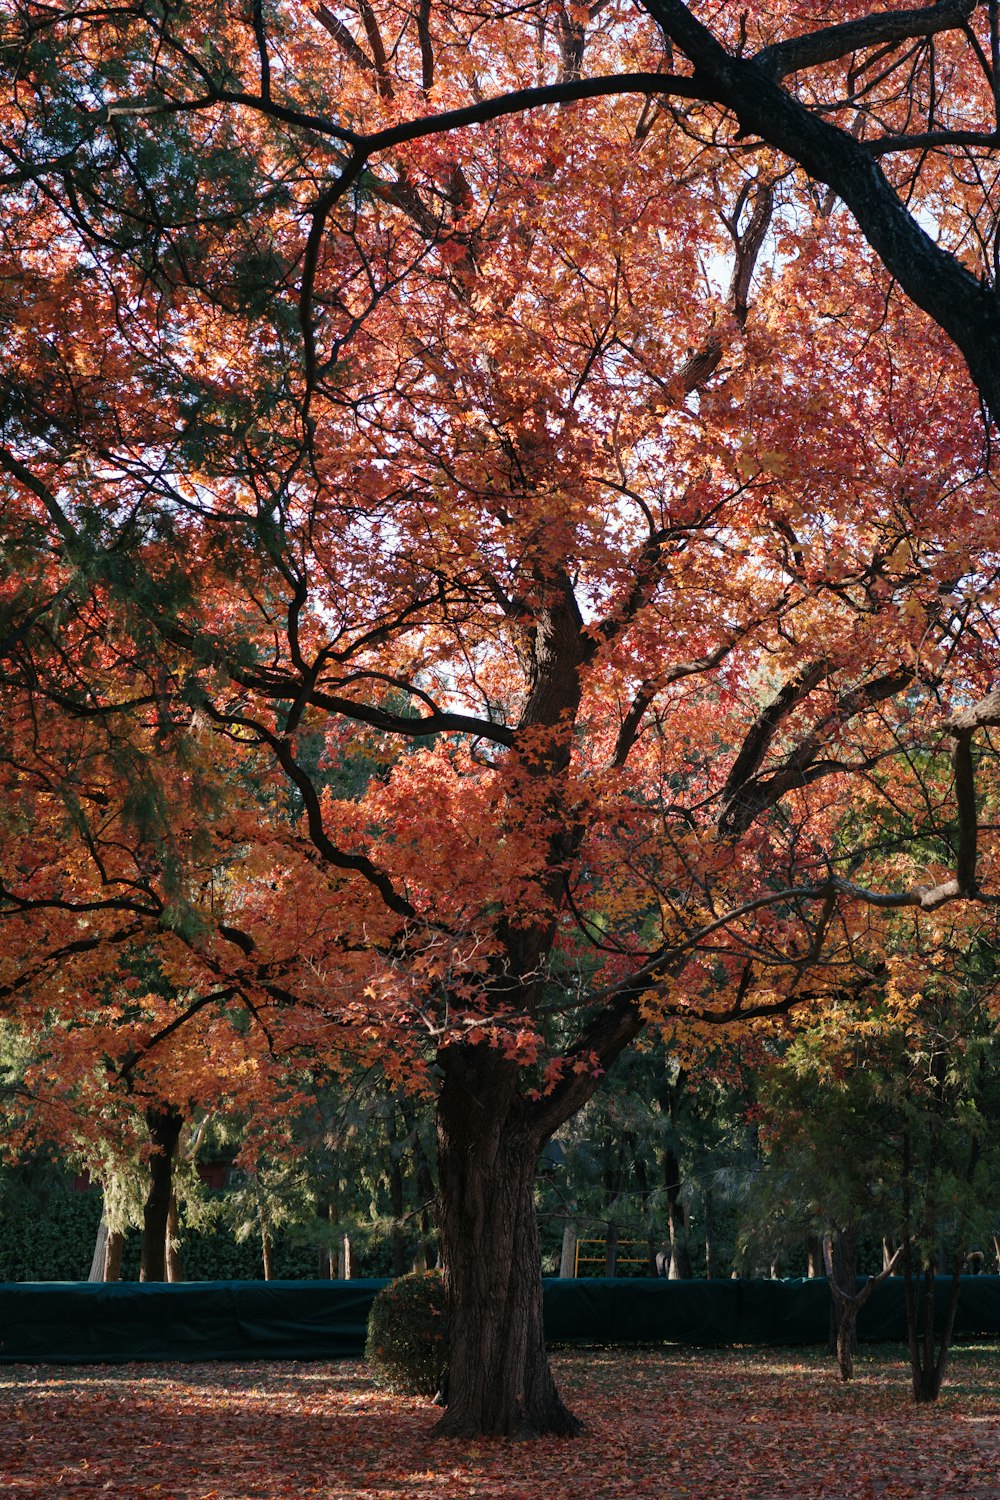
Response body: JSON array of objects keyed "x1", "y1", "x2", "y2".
[{"x1": 573, "y1": 1238, "x2": 649, "y2": 1277}]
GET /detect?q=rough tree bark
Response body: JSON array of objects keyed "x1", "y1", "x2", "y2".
[
  {"x1": 433, "y1": 1048, "x2": 582, "y2": 1439},
  {"x1": 139, "y1": 1106, "x2": 184, "y2": 1283}
]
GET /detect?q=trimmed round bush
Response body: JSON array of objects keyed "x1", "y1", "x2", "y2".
[{"x1": 365, "y1": 1270, "x2": 448, "y2": 1396}]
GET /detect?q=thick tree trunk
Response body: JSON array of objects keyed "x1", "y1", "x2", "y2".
[
  {"x1": 140, "y1": 1107, "x2": 184, "y2": 1283},
  {"x1": 105, "y1": 1228, "x2": 124, "y2": 1281},
  {"x1": 433, "y1": 1053, "x2": 581, "y2": 1438}
]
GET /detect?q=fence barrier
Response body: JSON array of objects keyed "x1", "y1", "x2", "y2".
[
  {"x1": 2, "y1": 1276, "x2": 1000, "y2": 1364},
  {"x1": 573, "y1": 1239, "x2": 649, "y2": 1276}
]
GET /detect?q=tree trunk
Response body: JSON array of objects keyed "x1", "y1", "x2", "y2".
[
  {"x1": 338, "y1": 1232, "x2": 352, "y2": 1280},
  {"x1": 89, "y1": 1189, "x2": 124, "y2": 1281},
  {"x1": 389, "y1": 1160, "x2": 408, "y2": 1277},
  {"x1": 559, "y1": 1219, "x2": 577, "y2": 1278},
  {"x1": 401, "y1": 1097, "x2": 438, "y2": 1270},
  {"x1": 140, "y1": 1106, "x2": 184, "y2": 1283},
  {"x1": 605, "y1": 1220, "x2": 618, "y2": 1277},
  {"x1": 165, "y1": 1192, "x2": 182, "y2": 1282},
  {"x1": 89, "y1": 1214, "x2": 110, "y2": 1282},
  {"x1": 824, "y1": 1231, "x2": 904, "y2": 1383},
  {"x1": 903, "y1": 1252, "x2": 964, "y2": 1402},
  {"x1": 387, "y1": 1102, "x2": 410, "y2": 1277},
  {"x1": 806, "y1": 1235, "x2": 823, "y2": 1279},
  {"x1": 663, "y1": 1144, "x2": 692, "y2": 1278},
  {"x1": 703, "y1": 1187, "x2": 716, "y2": 1280},
  {"x1": 261, "y1": 1225, "x2": 274, "y2": 1281},
  {"x1": 433, "y1": 1053, "x2": 581, "y2": 1438},
  {"x1": 105, "y1": 1228, "x2": 124, "y2": 1281},
  {"x1": 826, "y1": 1228, "x2": 859, "y2": 1371},
  {"x1": 317, "y1": 1201, "x2": 336, "y2": 1278},
  {"x1": 900, "y1": 1071, "x2": 979, "y2": 1403}
]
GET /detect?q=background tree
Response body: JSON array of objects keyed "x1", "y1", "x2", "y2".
[{"x1": 743, "y1": 955, "x2": 1000, "y2": 1395}]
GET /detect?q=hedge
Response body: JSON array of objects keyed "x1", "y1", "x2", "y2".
[{"x1": 0, "y1": 1189, "x2": 391, "y2": 1282}]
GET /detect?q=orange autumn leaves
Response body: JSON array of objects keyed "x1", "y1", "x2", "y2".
[{"x1": 0, "y1": 0, "x2": 999, "y2": 1156}]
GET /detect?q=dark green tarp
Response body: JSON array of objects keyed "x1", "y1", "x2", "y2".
[
  {"x1": 1, "y1": 1276, "x2": 999, "y2": 1364},
  {"x1": 0, "y1": 1280, "x2": 386, "y2": 1363}
]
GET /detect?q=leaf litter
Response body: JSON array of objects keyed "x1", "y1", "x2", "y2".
[{"x1": 1, "y1": 1345, "x2": 998, "y2": 1499}]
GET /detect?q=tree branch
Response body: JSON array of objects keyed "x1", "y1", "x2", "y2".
[{"x1": 754, "y1": 0, "x2": 979, "y2": 81}]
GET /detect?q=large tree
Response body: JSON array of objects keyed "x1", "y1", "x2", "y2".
[{"x1": 3, "y1": 1, "x2": 1000, "y2": 1437}]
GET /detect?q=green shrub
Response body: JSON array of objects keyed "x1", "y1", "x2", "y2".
[{"x1": 365, "y1": 1270, "x2": 448, "y2": 1395}]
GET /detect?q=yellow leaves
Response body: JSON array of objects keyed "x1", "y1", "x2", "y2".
[
  {"x1": 734, "y1": 448, "x2": 790, "y2": 481},
  {"x1": 898, "y1": 596, "x2": 926, "y2": 625},
  {"x1": 759, "y1": 449, "x2": 791, "y2": 479},
  {"x1": 886, "y1": 539, "x2": 912, "y2": 573}
]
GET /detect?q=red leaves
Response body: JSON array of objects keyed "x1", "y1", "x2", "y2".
[{"x1": 1, "y1": 1347, "x2": 998, "y2": 1497}]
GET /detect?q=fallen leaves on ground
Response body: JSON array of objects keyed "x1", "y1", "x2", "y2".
[{"x1": 1, "y1": 1344, "x2": 999, "y2": 1499}]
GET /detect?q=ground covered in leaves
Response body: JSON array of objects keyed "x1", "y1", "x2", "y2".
[{"x1": 1, "y1": 1344, "x2": 999, "y2": 1499}]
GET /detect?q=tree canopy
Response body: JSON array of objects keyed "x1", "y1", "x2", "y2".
[{"x1": 3, "y1": 0, "x2": 1000, "y2": 1437}]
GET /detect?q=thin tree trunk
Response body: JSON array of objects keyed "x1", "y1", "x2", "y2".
[
  {"x1": 901, "y1": 1058, "x2": 980, "y2": 1403},
  {"x1": 165, "y1": 1192, "x2": 182, "y2": 1282},
  {"x1": 89, "y1": 1214, "x2": 110, "y2": 1282},
  {"x1": 823, "y1": 1231, "x2": 902, "y2": 1381},
  {"x1": 261, "y1": 1225, "x2": 274, "y2": 1281},
  {"x1": 401, "y1": 1097, "x2": 438, "y2": 1270},
  {"x1": 663, "y1": 1144, "x2": 692, "y2": 1279},
  {"x1": 317, "y1": 1203, "x2": 335, "y2": 1278},
  {"x1": 806, "y1": 1235, "x2": 823, "y2": 1279},
  {"x1": 140, "y1": 1107, "x2": 184, "y2": 1283},
  {"x1": 389, "y1": 1163, "x2": 408, "y2": 1276},
  {"x1": 559, "y1": 1219, "x2": 577, "y2": 1278},
  {"x1": 387, "y1": 1101, "x2": 409, "y2": 1276},
  {"x1": 605, "y1": 1220, "x2": 618, "y2": 1277},
  {"x1": 89, "y1": 1211, "x2": 124, "y2": 1281},
  {"x1": 338, "y1": 1232, "x2": 352, "y2": 1279},
  {"x1": 433, "y1": 1051, "x2": 581, "y2": 1438}
]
